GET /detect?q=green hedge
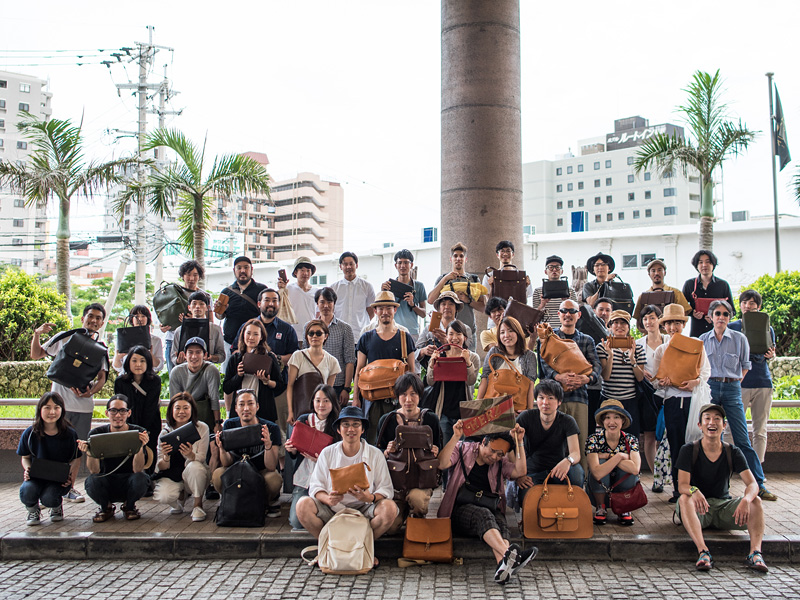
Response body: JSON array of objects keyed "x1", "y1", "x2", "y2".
[{"x1": 0, "y1": 361, "x2": 116, "y2": 399}]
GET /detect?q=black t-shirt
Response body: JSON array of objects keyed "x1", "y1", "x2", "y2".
[
  {"x1": 222, "y1": 417, "x2": 282, "y2": 471},
  {"x1": 356, "y1": 329, "x2": 415, "y2": 363},
  {"x1": 467, "y1": 461, "x2": 492, "y2": 494},
  {"x1": 516, "y1": 409, "x2": 580, "y2": 474},
  {"x1": 375, "y1": 410, "x2": 443, "y2": 450},
  {"x1": 17, "y1": 426, "x2": 82, "y2": 463},
  {"x1": 221, "y1": 280, "x2": 267, "y2": 344},
  {"x1": 88, "y1": 424, "x2": 146, "y2": 475},
  {"x1": 675, "y1": 441, "x2": 748, "y2": 499}
]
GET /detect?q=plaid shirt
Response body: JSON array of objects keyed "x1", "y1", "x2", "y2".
[
  {"x1": 322, "y1": 317, "x2": 356, "y2": 387},
  {"x1": 539, "y1": 328, "x2": 601, "y2": 405}
]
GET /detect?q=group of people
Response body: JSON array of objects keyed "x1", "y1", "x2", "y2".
[{"x1": 18, "y1": 241, "x2": 777, "y2": 575}]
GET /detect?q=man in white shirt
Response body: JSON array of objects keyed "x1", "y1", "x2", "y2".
[
  {"x1": 330, "y1": 251, "x2": 375, "y2": 339},
  {"x1": 278, "y1": 256, "x2": 318, "y2": 340}
]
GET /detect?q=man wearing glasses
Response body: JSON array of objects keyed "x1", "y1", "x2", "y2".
[
  {"x1": 531, "y1": 255, "x2": 578, "y2": 327},
  {"x1": 700, "y1": 301, "x2": 777, "y2": 501}
]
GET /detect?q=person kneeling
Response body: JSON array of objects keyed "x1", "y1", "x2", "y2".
[
  {"x1": 79, "y1": 395, "x2": 151, "y2": 522},
  {"x1": 437, "y1": 423, "x2": 536, "y2": 585},
  {"x1": 676, "y1": 403, "x2": 768, "y2": 573},
  {"x1": 153, "y1": 392, "x2": 210, "y2": 522},
  {"x1": 586, "y1": 399, "x2": 641, "y2": 526},
  {"x1": 296, "y1": 406, "x2": 398, "y2": 563}
]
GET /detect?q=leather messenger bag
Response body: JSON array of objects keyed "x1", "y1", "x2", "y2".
[
  {"x1": 654, "y1": 334, "x2": 704, "y2": 385},
  {"x1": 402, "y1": 517, "x2": 453, "y2": 564},
  {"x1": 357, "y1": 331, "x2": 409, "y2": 401},
  {"x1": 537, "y1": 323, "x2": 592, "y2": 378}
]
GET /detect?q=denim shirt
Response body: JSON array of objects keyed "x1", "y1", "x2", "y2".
[
  {"x1": 700, "y1": 327, "x2": 752, "y2": 379},
  {"x1": 729, "y1": 320, "x2": 774, "y2": 389}
]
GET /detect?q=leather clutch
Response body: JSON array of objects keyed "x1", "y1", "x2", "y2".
[
  {"x1": 330, "y1": 461, "x2": 371, "y2": 495},
  {"x1": 219, "y1": 424, "x2": 264, "y2": 452},
  {"x1": 87, "y1": 430, "x2": 142, "y2": 460},
  {"x1": 289, "y1": 420, "x2": 334, "y2": 458},
  {"x1": 242, "y1": 352, "x2": 273, "y2": 375},
  {"x1": 694, "y1": 297, "x2": 725, "y2": 314},
  {"x1": 161, "y1": 422, "x2": 201, "y2": 451},
  {"x1": 608, "y1": 336, "x2": 634, "y2": 349},
  {"x1": 29, "y1": 457, "x2": 71, "y2": 484},
  {"x1": 389, "y1": 278, "x2": 414, "y2": 299}
]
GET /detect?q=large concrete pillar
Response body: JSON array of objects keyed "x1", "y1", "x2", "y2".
[{"x1": 441, "y1": 0, "x2": 522, "y2": 275}]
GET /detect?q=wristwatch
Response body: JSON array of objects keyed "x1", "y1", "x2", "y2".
[
  {"x1": 344, "y1": 386, "x2": 352, "y2": 393},
  {"x1": 566, "y1": 456, "x2": 575, "y2": 465}
]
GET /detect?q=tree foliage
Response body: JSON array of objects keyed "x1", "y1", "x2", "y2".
[
  {"x1": 747, "y1": 271, "x2": 800, "y2": 356},
  {"x1": 0, "y1": 268, "x2": 71, "y2": 361},
  {"x1": 72, "y1": 273, "x2": 154, "y2": 330}
]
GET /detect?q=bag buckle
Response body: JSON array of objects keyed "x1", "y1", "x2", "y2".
[{"x1": 476, "y1": 491, "x2": 483, "y2": 498}]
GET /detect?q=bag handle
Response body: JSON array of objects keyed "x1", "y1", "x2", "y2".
[
  {"x1": 488, "y1": 352, "x2": 521, "y2": 377},
  {"x1": 541, "y1": 471, "x2": 575, "y2": 498},
  {"x1": 301, "y1": 546, "x2": 319, "y2": 566},
  {"x1": 435, "y1": 344, "x2": 464, "y2": 354}
]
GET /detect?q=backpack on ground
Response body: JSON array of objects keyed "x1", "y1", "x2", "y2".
[
  {"x1": 215, "y1": 457, "x2": 266, "y2": 527},
  {"x1": 301, "y1": 508, "x2": 374, "y2": 575}
]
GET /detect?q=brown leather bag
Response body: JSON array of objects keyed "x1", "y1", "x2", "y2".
[
  {"x1": 292, "y1": 351, "x2": 324, "y2": 417},
  {"x1": 357, "y1": 331, "x2": 409, "y2": 401},
  {"x1": 212, "y1": 294, "x2": 229, "y2": 320},
  {"x1": 639, "y1": 290, "x2": 674, "y2": 310},
  {"x1": 330, "y1": 462, "x2": 371, "y2": 495},
  {"x1": 379, "y1": 411, "x2": 439, "y2": 492},
  {"x1": 537, "y1": 323, "x2": 593, "y2": 377},
  {"x1": 484, "y1": 354, "x2": 531, "y2": 413},
  {"x1": 654, "y1": 334, "x2": 704, "y2": 385},
  {"x1": 502, "y1": 298, "x2": 543, "y2": 334},
  {"x1": 522, "y1": 473, "x2": 594, "y2": 539},
  {"x1": 607, "y1": 336, "x2": 634, "y2": 350},
  {"x1": 402, "y1": 517, "x2": 453, "y2": 563},
  {"x1": 487, "y1": 266, "x2": 528, "y2": 302}
]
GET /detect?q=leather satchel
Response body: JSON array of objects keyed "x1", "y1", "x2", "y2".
[
  {"x1": 639, "y1": 290, "x2": 674, "y2": 310},
  {"x1": 600, "y1": 277, "x2": 635, "y2": 314},
  {"x1": 654, "y1": 334, "x2": 704, "y2": 385},
  {"x1": 87, "y1": 430, "x2": 143, "y2": 460},
  {"x1": 153, "y1": 282, "x2": 191, "y2": 329},
  {"x1": 293, "y1": 352, "x2": 324, "y2": 417},
  {"x1": 161, "y1": 422, "x2": 201, "y2": 451},
  {"x1": 542, "y1": 277, "x2": 571, "y2": 299},
  {"x1": 487, "y1": 266, "x2": 528, "y2": 302},
  {"x1": 379, "y1": 412, "x2": 439, "y2": 491},
  {"x1": 116, "y1": 325, "x2": 151, "y2": 353},
  {"x1": 484, "y1": 354, "x2": 531, "y2": 413},
  {"x1": 330, "y1": 461, "x2": 371, "y2": 494},
  {"x1": 537, "y1": 323, "x2": 593, "y2": 378},
  {"x1": 289, "y1": 420, "x2": 334, "y2": 458},
  {"x1": 608, "y1": 336, "x2": 634, "y2": 350},
  {"x1": 242, "y1": 352, "x2": 273, "y2": 375},
  {"x1": 357, "y1": 331, "x2": 409, "y2": 401},
  {"x1": 46, "y1": 329, "x2": 108, "y2": 391},
  {"x1": 522, "y1": 473, "x2": 593, "y2": 539},
  {"x1": 219, "y1": 424, "x2": 264, "y2": 452},
  {"x1": 402, "y1": 517, "x2": 453, "y2": 564},
  {"x1": 503, "y1": 298, "x2": 543, "y2": 334},
  {"x1": 432, "y1": 345, "x2": 468, "y2": 382},
  {"x1": 742, "y1": 311, "x2": 772, "y2": 355}
]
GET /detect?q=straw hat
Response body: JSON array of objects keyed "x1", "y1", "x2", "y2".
[
  {"x1": 594, "y1": 399, "x2": 632, "y2": 429},
  {"x1": 658, "y1": 303, "x2": 688, "y2": 324},
  {"x1": 433, "y1": 290, "x2": 463, "y2": 311},
  {"x1": 370, "y1": 290, "x2": 400, "y2": 308},
  {"x1": 292, "y1": 256, "x2": 316, "y2": 276}
]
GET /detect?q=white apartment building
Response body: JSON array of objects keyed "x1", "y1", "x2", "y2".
[
  {"x1": 522, "y1": 116, "x2": 722, "y2": 237},
  {"x1": 0, "y1": 71, "x2": 53, "y2": 271}
]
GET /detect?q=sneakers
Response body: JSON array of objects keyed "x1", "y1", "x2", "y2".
[
  {"x1": 26, "y1": 506, "x2": 41, "y2": 526},
  {"x1": 205, "y1": 485, "x2": 220, "y2": 500},
  {"x1": 593, "y1": 504, "x2": 607, "y2": 525},
  {"x1": 65, "y1": 488, "x2": 85, "y2": 503},
  {"x1": 50, "y1": 505, "x2": 64, "y2": 522},
  {"x1": 266, "y1": 504, "x2": 282, "y2": 518},
  {"x1": 745, "y1": 550, "x2": 769, "y2": 573},
  {"x1": 191, "y1": 507, "x2": 207, "y2": 522},
  {"x1": 169, "y1": 500, "x2": 184, "y2": 515},
  {"x1": 652, "y1": 483, "x2": 664, "y2": 493},
  {"x1": 509, "y1": 545, "x2": 538, "y2": 577},
  {"x1": 618, "y1": 512, "x2": 635, "y2": 526},
  {"x1": 758, "y1": 487, "x2": 778, "y2": 501},
  {"x1": 494, "y1": 544, "x2": 519, "y2": 585}
]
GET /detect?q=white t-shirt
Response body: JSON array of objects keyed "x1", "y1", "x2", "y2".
[
  {"x1": 44, "y1": 333, "x2": 109, "y2": 414},
  {"x1": 288, "y1": 349, "x2": 342, "y2": 383},
  {"x1": 330, "y1": 276, "x2": 376, "y2": 339},
  {"x1": 286, "y1": 282, "x2": 318, "y2": 340}
]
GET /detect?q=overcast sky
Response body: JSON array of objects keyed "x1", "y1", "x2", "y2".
[{"x1": 2, "y1": 0, "x2": 798, "y2": 253}]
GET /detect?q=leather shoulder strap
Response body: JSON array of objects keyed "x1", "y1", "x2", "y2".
[
  {"x1": 301, "y1": 350, "x2": 324, "y2": 377},
  {"x1": 224, "y1": 286, "x2": 259, "y2": 310}
]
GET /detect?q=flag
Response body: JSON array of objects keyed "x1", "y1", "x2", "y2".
[
  {"x1": 775, "y1": 86, "x2": 791, "y2": 171},
  {"x1": 460, "y1": 395, "x2": 515, "y2": 438}
]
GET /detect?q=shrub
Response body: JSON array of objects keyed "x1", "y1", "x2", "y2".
[{"x1": 746, "y1": 271, "x2": 800, "y2": 356}]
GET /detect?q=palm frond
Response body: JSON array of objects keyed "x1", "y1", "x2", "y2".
[
  {"x1": 706, "y1": 121, "x2": 757, "y2": 173},
  {"x1": 206, "y1": 154, "x2": 271, "y2": 198},
  {"x1": 793, "y1": 167, "x2": 800, "y2": 207},
  {"x1": 141, "y1": 129, "x2": 203, "y2": 184},
  {"x1": 633, "y1": 133, "x2": 702, "y2": 179},
  {"x1": 175, "y1": 193, "x2": 213, "y2": 255},
  {"x1": 678, "y1": 69, "x2": 727, "y2": 149}
]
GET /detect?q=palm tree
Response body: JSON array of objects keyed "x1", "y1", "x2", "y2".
[
  {"x1": 634, "y1": 70, "x2": 756, "y2": 250},
  {"x1": 115, "y1": 129, "x2": 271, "y2": 269},
  {"x1": 0, "y1": 114, "x2": 141, "y2": 316}
]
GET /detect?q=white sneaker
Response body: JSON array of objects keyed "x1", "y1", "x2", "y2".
[
  {"x1": 26, "y1": 507, "x2": 41, "y2": 526},
  {"x1": 65, "y1": 488, "x2": 85, "y2": 503},
  {"x1": 49, "y1": 505, "x2": 64, "y2": 522},
  {"x1": 191, "y1": 507, "x2": 206, "y2": 522},
  {"x1": 169, "y1": 500, "x2": 183, "y2": 515}
]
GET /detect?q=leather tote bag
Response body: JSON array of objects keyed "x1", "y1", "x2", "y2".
[
  {"x1": 289, "y1": 420, "x2": 334, "y2": 459},
  {"x1": 293, "y1": 351, "x2": 325, "y2": 418},
  {"x1": 487, "y1": 266, "x2": 528, "y2": 302},
  {"x1": 116, "y1": 325, "x2": 151, "y2": 353},
  {"x1": 330, "y1": 462, "x2": 371, "y2": 495},
  {"x1": 432, "y1": 345, "x2": 468, "y2": 382},
  {"x1": 402, "y1": 517, "x2": 453, "y2": 564},
  {"x1": 357, "y1": 332, "x2": 408, "y2": 401},
  {"x1": 46, "y1": 329, "x2": 108, "y2": 391},
  {"x1": 214, "y1": 458, "x2": 266, "y2": 527},
  {"x1": 537, "y1": 323, "x2": 593, "y2": 377},
  {"x1": 542, "y1": 277, "x2": 571, "y2": 299},
  {"x1": 502, "y1": 298, "x2": 543, "y2": 334},
  {"x1": 153, "y1": 282, "x2": 191, "y2": 330},
  {"x1": 160, "y1": 422, "x2": 201, "y2": 451},
  {"x1": 484, "y1": 354, "x2": 531, "y2": 413},
  {"x1": 600, "y1": 277, "x2": 635, "y2": 314},
  {"x1": 522, "y1": 473, "x2": 593, "y2": 539},
  {"x1": 654, "y1": 334, "x2": 704, "y2": 385},
  {"x1": 742, "y1": 311, "x2": 772, "y2": 355}
]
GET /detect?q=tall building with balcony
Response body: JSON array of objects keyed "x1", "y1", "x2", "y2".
[
  {"x1": 0, "y1": 71, "x2": 53, "y2": 272},
  {"x1": 522, "y1": 116, "x2": 722, "y2": 236}
]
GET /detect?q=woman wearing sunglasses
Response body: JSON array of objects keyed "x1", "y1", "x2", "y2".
[{"x1": 287, "y1": 320, "x2": 341, "y2": 425}]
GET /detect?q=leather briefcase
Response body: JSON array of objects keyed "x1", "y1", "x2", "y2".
[
  {"x1": 289, "y1": 420, "x2": 334, "y2": 458},
  {"x1": 608, "y1": 336, "x2": 634, "y2": 350},
  {"x1": 161, "y1": 422, "x2": 201, "y2": 451},
  {"x1": 178, "y1": 318, "x2": 211, "y2": 353},
  {"x1": 242, "y1": 352, "x2": 273, "y2": 375},
  {"x1": 577, "y1": 304, "x2": 608, "y2": 345},
  {"x1": 219, "y1": 424, "x2": 264, "y2": 452},
  {"x1": 46, "y1": 329, "x2": 108, "y2": 391},
  {"x1": 654, "y1": 334, "x2": 704, "y2": 385},
  {"x1": 639, "y1": 290, "x2": 674, "y2": 310},
  {"x1": 402, "y1": 517, "x2": 453, "y2": 563},
  {"x1": 600, "y1": 277, "x2": 635, "y2": 314},
  {"x1": 485, "y1": 354, "x2": 531, "y2": 413},
  {"x1": 487, "y1": 266, "x2": 528, "y2": 302},
  {"x1": 542, "y1": 277, "x2": 571, "y2": 299},
  {"x1": 153, "y1": 282, "x2": 191, "y2": 330},
  {"x1": 330, "y1": 462, "x2": 371, "y2": 494},
  {"x1": 742, "y1": 311, "x2": 772, "y2": 355},
  {"x1": 431, "y1": 345, "x2": 468, "y2": 382},
  {"x1": 87, "y1": 430, "x2": 142, "y2": 460},
  {"x1": 116, "y1": 325, "x2": 152, "y2": 353},
  {"x1": 522, "y1": 473, "x2": 593, "y2": 539},
  {"x1": 503, "y1": 298, "x2": 543, "y2": 334},
  {"x1": 537, "y1": 323, "x2": 592, "y2": 378}
]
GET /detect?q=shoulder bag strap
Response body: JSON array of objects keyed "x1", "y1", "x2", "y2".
[
  {"x1": 489, "y1": 352, "x2": 520, "y2": 376},
  {"x1": 223, "y1": 286, "x2": 260, "y2": 311},
  {"x1": 301, "y1": 350, "x2": 324, "y2": 377},
  {"x1": 376, "y1": 410, "x2": 396, "y2": 447},
  {"x1": 186, "y1": 363, "x2": 210, "y2": 400},
  {"x1": 608, "y1": 432, "x2": 635, "y2": 490},
  {"x1": 400, "y1": 328, "x2": 408, "y2": 370},
  {"x1": 47, "y1": 328, "x2": 86, "y2": 347}
]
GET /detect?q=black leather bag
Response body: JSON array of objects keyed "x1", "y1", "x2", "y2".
[
  {"x1": 600, "y1": 278, "x2": 635, "y2": 314},
  {"x1": 577, "y1": 305, "x2": 608, "y2": 345},
  {"x1": 215, "y1": 458, "x2": 267, "y2": 527},
  {"x1": 46, "y1": 329, "x2": 108, "y2": 391},
  {"x1": 116, "y1": 325, "x2": 152, "y2": 353},
  {"x1": 153, "y1": 282, "x2": 191, "y2": 330},
  {"x1": 29, "y1": 457, "x2": 71, "y2": 484},
  {"x1": 178, "y1": 318, "x2": 211, "y2": 353},
  {"x1": 542, "y1": 277, "x2": 571, "y2": 299},
  {"x1": 219, "y1": 424, "x2": 264, "y2": 452},
  {"x1": 453, "y1": 447, "x2": 501, "y2": 511},
  {"x1": 742, "y1": 311, "x2": 772, "y2": 355},
  {"x1": 161, "y1": 422, "x2": 201, "y2": 451}
]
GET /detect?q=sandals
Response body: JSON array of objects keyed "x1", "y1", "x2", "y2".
[
  {"x1": 695, "y1": 549, "x2": 713, "y2": 571},
  {"x1": 123, "y1": 506, "x2": 141, "y2": 521},
  {"x1": 745, "y1": 551, "x2": 769, "y2": 573},
  {"x1": 93, "y1": 504, "x2": 116, "y2": 523}
]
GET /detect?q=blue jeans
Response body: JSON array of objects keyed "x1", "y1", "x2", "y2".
[
  {"x1": 709, "y1": 380, "x2": 764, "y2": 487},
  {"x1": 164, "y1": 339, "x2": 174, "y2": 373},
  {"x1": 519, "y1": 464, "x2": 585, "y2": 504},
  {"x1": 289, "y1": 485, "x2": 309, "y2": 530},
  {"x1": 85, "y1": 472, "x2": 150, "y2": 509},
  {"x1": 586, "y1": 459, "x2": 639, "y2": 495},
  {"x1": 20, "y1": 479, "x2": 69, "y2": 508}
]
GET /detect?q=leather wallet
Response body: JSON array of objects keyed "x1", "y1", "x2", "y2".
[{"x1": 608, "y1": 336, "x2": 634, "y2": 349}]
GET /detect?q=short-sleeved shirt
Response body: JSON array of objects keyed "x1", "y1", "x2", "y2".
[
  {"x1": 356, "y1": 329, "x2": 415, "y2": 363},
  {"x1": 676, "y1": 441, "x2": 748, "y2": 499},
  {"x1": 322, "y1": 318, "x2": 356, "y2": 387},
  {"x1": 17, "y1": 426, "x2": 82, "y2": 463},
  {"x1": 682, "y1": 276, "x2": 733, "y2": 338},
  {"x1": 88, "y1": 424, "x2": 146, "y2": 475},
  {"x1": 330, "y1": 276, "x2": 375, "y2": 339},
  {"x1": 221, "y1": 280, "x2": 267, "y2": 344},
  {"x1": 516, "y1": 409, "x2": 580, "y2": 474},
  {"x1": 699, "y1": 327, "x2": 752, "y2": 379},
  {"x1": 222, "y1": 417, "x2": 282, "y2": 471},
  {"x1": 585, "y1": 430, "x2": 640, "y2": 456},
  {"x1": 391, "y1": 279, "x2": 427, "y2": 337},
  {"x1": 595, "y1": 343, "x2": 646, "y2": 401},
  {"x1": 288, "y1": 349, "x2": 342, "y2": 383},
  {"x1": 531, "y1": 286, "x2": 579, "y2": 328},
  {"x1": 286, "y1": 282, "x2": 318, "y2": 340},
  {"x1": 43, "y1": 333, "x2": 109, "y2": 413},
  {"x1": 433, "y1": 273, "x2": 480, "y2": 349}
]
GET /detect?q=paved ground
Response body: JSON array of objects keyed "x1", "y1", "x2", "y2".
[{"x1": 0, "y1": 558, "x2": 794, "y2": 600}]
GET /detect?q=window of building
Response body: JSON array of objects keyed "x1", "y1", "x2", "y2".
[
  {"x1": 594, "y1": 161, "x2": 600, "y2": 170},
  {"x1": 605, "y1": 160, "x2": 612, "y2": 168},
  {"x1": 627, "y1": 156, "x2": 634, "y2": 165},
  {"x1": 664, "y1": 188, "x2": 677, "y2": 197},
  {"x1": 556, "y1": 167, "x2": 562, "y2": 176},
  {"x1": 567, "y1": 183, "x2": 573, "y2": 191},
  {"x1": 567, "y1": 166, "x2": 573, "y2": 174},
  {"x1": 594, "y1": 196, "x2": 601, "y2": 205},
  {"x1": 523, "y1": 225, "x2": 536, "y2": 235},
  {"x1": 567, "y1": 200, "x2": 573, "y2": 208},
  {"x1": 251, "y1": 233, "x2": 259, "y2": 243},
  {"x1": 18, "y1": 103, "x2": 29, "y2": 112},
  {"x1": 422, "y1": 227, "x2": 438, "y2": 243},
  {"x1": 14, "y1": 198, "x2": 24, "y2": 207},
  {"x1": 622, "y1": 254, "x2": 638, "y2": 269},
  {"x1": 12, "y1": 219, "x2": 24, "y2": 227},
  {"x1": 12, "y1": 238, "x2": 23, "y2": 246},
  {"x1": 556, "y1": 184, "x2": 563, "y2": 193},
  {"x1": 0, "y1": 119, "x2": 4, "y2": 128},
  {"x1": 641, "y1": 252, "x2": 656, "y2": 265},
  {"x1": 19, "y1": 83, "x2": 31, "y2": 93},
  {"x1": 633, "y1": 210, "x2": 640, "y2": 219},
  {"x1": 594, "y1": 179, "x2": 600, "y2": 188},
  {"x1": 644, "y1": 190, "x2": 651, "y2": 199},
  {"x1": 578, "y1": 198, "x2": 584, "y2": 207},
  {"x1": 310, "y1": 275, "x2": 328, "y2": 285},
  {"x1": 557, "y1": 218, "x2": 563, "y2": 226},
  {"x1": 577, "y1": 181, "x2": 584, "y2": 190},
  {"x1": 606, "y1": 195, "x2": 612, "y2": 204},
  {"x1": 0, "y1": 80, "x2": 7, "y2": 89},
  {"x1": 628, "y1": 192, "x2": 635, "y2": 201},
  {"x1": 627, "y1": 174, "x2": 634, "y2": 183},
  {"x1": 618, "y1": 211, "x2": 625, "y2": 220},
  {"x1": 595, "y1": 214, "x2": 602, "y2": 223},
  {"x1": 606, "y1": 213, "x2": 613, "y2": 221},
  {"x1": 11, "y1": 258, "x2": 22, "y2": 266},
  {"x1": 0, "y1": 100, "x2": 6, "y2": 109},
  {"x1": 0, "y1": 139, "x2": 4, "y2": 148},
  {"x1": 644, "y1": 172, "x2": 651, "y2": 181},
  {"x1": 645, "y1": 209, "x2": 652, "y2": 218},
  {"x1": 556, "y1": 201, "x2": 563, "y2": 210},
  {"x1": 16, "y1": 141, "x2": 27, "y2": 150},
  {"x1": 664, "y1": 206, "x2": 677, "y2": 216},
  {"x1": 605, "y1": 177, "x2": 612, "y2": 186},
  {"x1": 664, "y1": 170, "x2": 675, "y2": 178},
  {"x1": 577, "y1": 164, "x2": 584, "y2": 173}
]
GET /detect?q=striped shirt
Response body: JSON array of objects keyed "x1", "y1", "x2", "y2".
[
  {"x1": 531, "y1": 286, "x2": 579, "y2": 328},
  {"x1": 595, "y1": 343, "x2": 646, "y2": 401}
]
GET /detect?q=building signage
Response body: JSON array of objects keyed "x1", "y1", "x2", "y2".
[{"x1": 606, "y1": 124, "x2": 683, "y2": 151}]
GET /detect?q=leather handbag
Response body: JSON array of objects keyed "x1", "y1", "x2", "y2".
[
  {"x1": 330, "y1": 461, "x2": 371, "y2": 494},
  {"x1": 116, "y1": 325, "x2": 151, "y2": 353},
  {"x1": 242, "y1": 352, "x2": 273, "y2": 375},
  {"x1": 608, "y1": 336, "x2": 634, "y2": 350},
  {"x1": 402, "y1": 517, "x2": 453, "y2": 564},
  {"x1": 604, "y1": 435, "x2": 648, "y2": 514},
  {"x1": 600, "y1": 277, "x2": 635, "y2": 314},
  {"x1": 178, "y1": 318, "x2": 211, "y2": 353},
  {"x1": 46, "y1": 329, "x2": 108, "y2": 391},
  {"x1": 213, "y1": 293, "x2": 230, "y2": 320},
  {"x1": 577, "y1": 304, "x2": 608, "y2": 345},
  {"x1": 29, "y1": 457, "x2": 71, "y2": 484},
  {"x1": 542, "y1": 277, "x2": 571, "y2": 299},
  {"x1": 487, "y1": 266, "x2": 528, "y2": 302},
  {"x1": 289, "y1": 419, "x2": 334, "y2": 458},
  {"x1": 484, "y1": 354, "x2": 531, "y2": 413},
  {"x1": 219, "y1": 424, "x2": 264, "y2": 452},
  {"x1": 502, "y1": 298, "x2": 543, "y2": 334},
  {"x1": 292, "y1": 351, "x2": 325, "y2": 417},
  {"x1": 639, "y1": 290, "x2": 674, "y2": 310},
  {"x1": 379, "y1": 411, "x2": 439, "y2": 491},
  {"x1": 742, "y1": 311, "x2": 772, "y2": 355},
  {"x1": 431, "y1": 344, "x2": 468, "y2": 382},
  {"x1": 537, "y1": 323, "x2": 593, "y2": 378},
  {"x1": 87, "y1": 430, "x2": 143, "y2": 460},
  {"x1": 654, "y1": 334, "x2": 704, "y2": 385},
  {"x1": 357, "y1": 331, "x2": 409, "y2": 401},
  {"x1": 161, "y1": 422, "x2": 201, "y2": 451},
  {"x1": 153, "y1": 282, "x2": 191, "y2": 329},
  {"x1": 522, "y1": 473, "x2": 593, "y2": 539},
  {"x1": 694, "y1": 297, "x2": 725, "y2": 315}
]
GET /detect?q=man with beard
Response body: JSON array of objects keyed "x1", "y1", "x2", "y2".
[
  {"x1": 632, "y1": 259, "x2": 691, "y2": 330},
  {"x1": 218, "y1": 256, "x2": 267, "y2": 356}
]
